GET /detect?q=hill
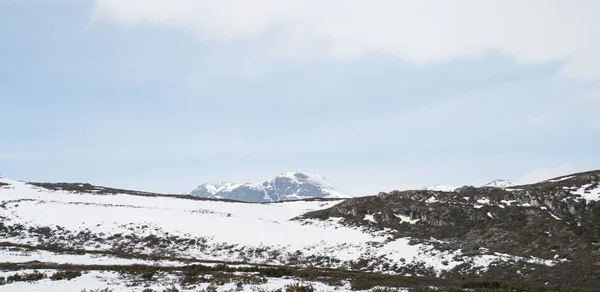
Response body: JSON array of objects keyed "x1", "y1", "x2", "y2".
[{"x1": 1, "y1": 170, "x2": 599, "y2": 290}]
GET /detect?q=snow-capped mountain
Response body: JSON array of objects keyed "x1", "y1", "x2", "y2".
[
  {"x1": 188, "y1": 172, "x2": 349, "y2": 202},
  {"x1": 481, "y1": 179, "x2": 514, "y2": 188}
]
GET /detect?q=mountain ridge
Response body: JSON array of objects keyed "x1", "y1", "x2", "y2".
[{"x1": 188, "y1": 172, "x2": 349, "y2": 203}]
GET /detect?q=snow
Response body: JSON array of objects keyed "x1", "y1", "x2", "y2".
[
  {"x1": 376, "y1": 238, "x2": 421, "y2": 262},
  {"x1": 286, "y1": 172, "x2": 351, "y2": 198},
  {"x1": 0, "y1": 179, "x2": 442, "y2": 273},
  {"x1": 0, "y1": 247, "x2": 184, "y2": 266},
  {"x1": 189, "y1": 172, "x2": 351, "y2": 200},
  {"x1": 0, "y1": 270, "x2": 131, "y2": 292},
  {"x1": 0, "y1": 176, "x2": 564, "y2": 283},
  {"x1": 202, "y1": 181, "x2": 242, "y2": 195},
  {"x1": 420, "y1": 185, "x2": 459, "y2": 192},
  {"x1": 481, "y1": 179, "x2": 514, "y2": 188},
  {"x1": 502, "y1": 199, "x2": 533, "y2": 208},
  {"x1": 364, "y1": 214, "x2": 377, "y2": 223},
  {"x1": 280, "y1": 172, "x2": 331, "y2": 187},
  {"x1": 505, "y1": 188, "x2": 523, "y2": 192},
  {"x1": 0, "y1": 179, "x2": 367, "y2": 259},
  {"x1": 501, "y1": 200, "x2": 516, "y2": 206},
  {"x1": 572, "y1": 184, "x2": 600, "y2": 201},
  {"x1": 0, "y1": 270, "x2": 362, "y2": 292},
  {"x1": 477, "y1": 198, "x2": 490, "y2": 205},
  {"x1": 487, "y1": 212, "x2": 493, "y2": 219},
  {"x1": 548, "y1": 176, "x2": 575, "y2": 183},
  {"x1": 425, "y1": 196, "x2": 439, "y2": 203},
  {"x1": 377, "y1": 243, "x2": 563, "y2": 276},
  {"x1": 394, "y1": 214, "x2": 420, "y2": 224}
]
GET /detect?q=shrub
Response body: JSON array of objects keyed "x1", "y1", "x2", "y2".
[
  {"x1": 179, "y1": 264, "x2": 212, "y2": 285},
  {"x1": 284, "y1": 282, "x2": 315, "y2": 292},
  {"x1": 121, "y1": 265, "x2": 159, "y2": 277},
  {"x1": 6, "y1": 270, "x2": 46, "y2": 283},
  {"x1": 248, "y1": 288, "x2": 282, "y2": 292},
  {"x1": 141, "y1": 271, "x2": 155, "y2": 281},
  {"x1": 260, "y1": 267, "x2": 294, "y2": 278},
  {"x1": 349, "y1": 277, "x2": 373, "y2": 290},
  {"x1": 237, "y1": 274, "x2": 268, "y2": 285},
  {"x1": 179, "y1": 269, "x2": 209, "y2": 286},
  {"x1": 163, "y1": 287, "x2": 179, "y2": 292},
  {"x1": 461, "y1": 281, "x2": 531, "y2": 291},
  {"x1": 210, "y1": 272, "x2": 232, "y2": 285},
  {"x1": 50, "y1": 270, "x2": 82, "y2": 281},
  {"x1": 213, "y1": 264, "x2": 233, "y2": 271},
  {"x1": 407, "y1": 287, "x2": 438, "y2": 292}
]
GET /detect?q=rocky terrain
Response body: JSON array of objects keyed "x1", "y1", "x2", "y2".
[
  {"x1": 0, "y1": 171, "x2": 599, "y2": 291},
  {"x1": 188, "y1": 172, "x2": 348, "y2": 203},
  {"x1": 302, "y1": 170, "x2": 600, "y2": 288}
]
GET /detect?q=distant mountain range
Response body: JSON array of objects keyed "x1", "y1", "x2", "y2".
[
  {"x1": 188, "y1": 172, "x2": 349, "y2": 202},
  {"x1": 189, "y1": 173, "x2": 517, "y2": 202}
]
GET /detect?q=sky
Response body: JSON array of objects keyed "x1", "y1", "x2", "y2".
[{"x1": 1, "y1": 0, "x2": 599, "y2": 195}]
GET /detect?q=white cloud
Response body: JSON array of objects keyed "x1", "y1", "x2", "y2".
[
  {"x1": 518, "y1": 165, "x2": 576, "y2": 184},
  {"x1": 93, "y1": 0, "x2": 600, "y2": 81}
]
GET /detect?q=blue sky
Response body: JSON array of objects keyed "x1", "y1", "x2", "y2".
[{"x1": 1, "y1": 1, "x2": 599, "y2": 195}]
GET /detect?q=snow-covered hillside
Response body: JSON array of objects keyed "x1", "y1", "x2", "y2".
[
  {"x1": 188, "y1": 172, "x2": 349, "y2": 202},
  {"x1": 2, "y1": 171, "x2": 600, "y2": 290},
  {"x1": 0, "y1": 176, "x2": 492, "y2": 291},
  {"x1": 0, "y1": 176, "x2": 477, "y2": 273},
  {"x1": 0, "y1": 176, "x2": 553, "y2": 283}
]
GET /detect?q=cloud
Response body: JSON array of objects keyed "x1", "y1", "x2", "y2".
[
  {"x1": 93, "y1": 0, "x2": 600, "y2": 81},
  {"x1": 518, "y1": 165, "x2": 576, "y2": 184}
]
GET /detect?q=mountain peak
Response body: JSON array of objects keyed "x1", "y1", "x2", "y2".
[
  {"x1": 279, "y1": 171, "x2": 312, "y2": 180},
  {"x1": 189, "y1": 172, "x2": 348, "y2": 202},
  {"x1": 278, "y1": 172, "x2": 332, "y2": 186}
]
